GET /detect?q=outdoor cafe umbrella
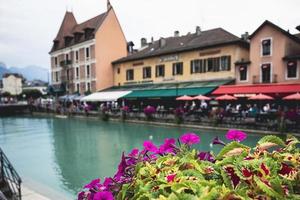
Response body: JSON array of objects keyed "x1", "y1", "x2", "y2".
[
  {"x1": 176, "y1": 95, "x2": 194, "y2": 101},
  {"x1": 215, "y1": 94, "x2": 237, "y2": 101},
  {"x1": 248, "y1": 93, "x2": 274, "y2": 100},
  {"x1": 283, "y1": 92, "x2": 300, "y2": 100},
  {"x1": 283, "y1": 92, "x2": 300, "y2": 109},
  {"x1": 193, "y1": 94, "x2": 211, "y2": 101}
]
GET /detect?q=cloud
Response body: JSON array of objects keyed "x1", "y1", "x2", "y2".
[{"x1": 0, "y1": 0, "x2": 300, "y2": 69}]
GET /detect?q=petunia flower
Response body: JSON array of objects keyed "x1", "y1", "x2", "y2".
[
  {"x1": 94, "y1": 191, "x2": 114, "y2": 200},
  {"x1": 128, "y1": 148, "x2": 139, "y2": 157},
  {"x1": 166, "y1": 173, "x2": 176, "y2": 183},
  {"x1": 114, "y1": 153, "x2": 127, "y2": 182},
  {"x1": 77, "y1": 191, "x2": 85, "y2": 200},
  {"x1": 226, "y1": 129, "x2": 247, "y2": 142},
  {"x1": 143, "y1": 140, "x2": 158, "y2": 153},
  {"x1": 158, "y1": 138, "x2": 176, "y2": 154},
  {"x1": 84, "y1": 178, "x2": 101, "y2": 189},
  {"x1": 211, "y1": 136, "x2": 226, "y2": 146},
  {"x1": 179, "y1": 133, "x2": 200, "y2": 146},
  {"x1": 198, "y1": 151, "x2": 215, "y2": 162}
]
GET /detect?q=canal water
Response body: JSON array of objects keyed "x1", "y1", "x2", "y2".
[{"x1": 0, "y1": 116, "x2": 263, "y2": 199}]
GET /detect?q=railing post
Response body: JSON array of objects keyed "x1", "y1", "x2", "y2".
[
  {"x1": 0, "y1": 151, "x2": 3, "y2": 180},
  {"x1": 18, "y1": 179, "x2": 21, "y2": 200}
]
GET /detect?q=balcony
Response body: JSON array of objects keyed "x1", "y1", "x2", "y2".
[
  {"x1": 252, "y1": 74, "x2": 277, "y2": 84},
  {"x1": 60, "y1": 60, "x2": 72, "y2": 67}
]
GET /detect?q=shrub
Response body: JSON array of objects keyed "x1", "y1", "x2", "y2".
[
  {"x1": 174, "y1": 107, "x2": 184, "y2": 124},
  {"x1": 143, "y1": 106, "x2": 156, "y2": 120},
  {"x1": 78, "y1": 130, "x2": 300, "y2": 200}
]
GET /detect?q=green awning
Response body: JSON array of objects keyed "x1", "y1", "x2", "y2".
[{"x1": 124, "y1": 87, "x2": 215, "y2": 98}]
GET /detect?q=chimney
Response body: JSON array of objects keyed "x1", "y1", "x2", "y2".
[
  {"x1": 107, "y1": 0, "x2": 112, "y2": 11},
  {"x1": 241, "y1": 32, "x2": 249, "y2": 41},
  {"x1": 174, "y1": 31, "x2": 180, "y2": 37},
  {"x1": 159, "y1": 37, "x2": 166, "y2": 48},
  {"x1": 141, "y1": 38, "x2": 147, "y2": 47},
  {"x1": 196, "y1": 26, "x2": 201, "y2": 36},
  {"x1": 296, "y1": 25, "x2": 300, "y2": 32},
  {"x1": 127, "y1": 41, "x2": 135, "y2": 54}
]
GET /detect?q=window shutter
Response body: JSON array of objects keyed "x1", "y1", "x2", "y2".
[
  {"x1": 190, "y1": 61, "x2": 193, "y2": 74},
  {"x1": 227, "y1": 56, "x2": 231, "y2": 71},
  {"x1": 172, "y1": 64, "x2": 175, "y2": 75}
]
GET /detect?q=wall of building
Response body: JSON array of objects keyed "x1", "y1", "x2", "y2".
[
  {"x1": 95, "y1": 8, "x2": 127, "y2": 90},
  {"x1": 2, "y1": 76, "x2": 23, "y2": 95},
  {"x1": 240, "y1": 24, "x2": 300, "y2": 85},
  {"x1": 113, "y1": 44, "x2": 249, "y2": 86}
]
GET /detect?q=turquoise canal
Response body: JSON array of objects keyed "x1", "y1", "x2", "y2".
[{"x1": 0, "y1": 116, "x2": 263, "y2": 199}]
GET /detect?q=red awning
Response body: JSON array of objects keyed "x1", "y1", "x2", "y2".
[{"x1": 212, "y1": 84, "x2": 300, "y2": 96}]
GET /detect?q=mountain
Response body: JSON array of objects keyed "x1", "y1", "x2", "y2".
[
  {"x1": 0, "y1": 62, "x2": 10, "y2": 79},
  {"x1": 0, "y1": 62, "x2": 49, "y2": 82},
  {"x1": 9, "y1": 65, "x2": 49, "y2": 82}
]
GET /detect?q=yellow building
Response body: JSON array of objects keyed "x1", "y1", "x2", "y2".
[
  {"x1": 85, "y1": 27, "x2": 250, "y2": 102},
  {"x1": 113, "y1": 28, "x2": 249, "y2": 87}
]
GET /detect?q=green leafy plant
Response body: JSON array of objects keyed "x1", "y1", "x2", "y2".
[{"x1": 78, "y1": 131, "x2": 300, "y2": 200}]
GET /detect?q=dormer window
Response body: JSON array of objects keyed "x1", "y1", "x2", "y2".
[
  {"x1": 262, "y1": 39, "x2": 271, "y2": 56},
  {"x1": 64, "y1": 36, "x2": 73, "y2": 47},
  {"x1": 84, "y1": 28, "x2": 94, "y2": 40},
  {"x1": 74, "y1": 32, "x2": 83, "y2": 43},
  {"x1": 53, "y1": 40, "x2": 59, "y2": 50}
]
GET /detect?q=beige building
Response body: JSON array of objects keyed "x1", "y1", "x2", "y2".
[
  {"x1": 49, "y1": 1, "x2": 127, "y2": 94},
  {"x1": 213, "y1": 20, "x2": 300, "y2": 97},
  {"x1": 113, "y1": 28, "x2": 249, "y2": 88},
  {"x1": 2, "y1": 74, "x2": 23, "y2": 95}
]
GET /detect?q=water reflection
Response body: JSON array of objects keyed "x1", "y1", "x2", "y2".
[{"x1": 0, "y1": 117, "x2": 262, "y2": 198}]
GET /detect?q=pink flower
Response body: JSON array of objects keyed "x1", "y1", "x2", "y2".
[
  {"x1": 128, "y1": 148, "x2": 139, "y2": 157},
  {"x1": 158, "y1": 138, "x2": 176, "y2": 154},
  {"x1": 143, "y1": 140, "x2": 158, "y2": 153},
  {"x1": 226, "y1": 130, "x2": 247, "y2": 142},
  {"x1": 94, "y1": 191, "x2": 114, "y2": 200},
  {"x1": 166, "y1": 173, "x2": 176, "y2": 183},
  {"x1": 180, "y1": 133, "x2": 200, "y2": 146},
  {"x1": 84, "y1": 178, "x2": 101, "y2": 189}
]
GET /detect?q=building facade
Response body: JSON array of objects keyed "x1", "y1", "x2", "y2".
[
  {"x1": 235, "y1": 20, "x2": 300, "y2": 85},
  {"x1": 49, "y1": 2, "x2": 127, "y2": 95},
  {"x1": 213, "y1": 21, "x2": 300, "y2": 97},
  {"x1": 2, "y1": 74, "x2": 23, "y2": 95},
  {"x1": 113, "y1": 28, "x2": 249, "y2": 87}
]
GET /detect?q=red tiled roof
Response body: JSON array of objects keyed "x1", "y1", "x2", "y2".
[
  {"x1": 212, "y1": 83, "x2": 300, "y2": 95},
  {"x1": 50, "y1": 11, "x2": 107, "y2": 53}
]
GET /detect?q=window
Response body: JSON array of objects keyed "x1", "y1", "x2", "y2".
[
  {"x1": 190, "y1": 60, "x2": 206, "y2": 74},
  {"x1": 87, "y1": 82, "x2": 91, "y2": 92},
  {"x1": 172, "y1": 62, "x2": 183, "y2": 75},
  {"x1": 239, "y1": 66, "x2": 247, "y2": 81},
  {"x1": 86, "y1": 47, "x2": 90, "y2": 59},
  {"x1": 67, "y1": 69, "x2": 69, "y2": 81},
  {"x1": 143, "y1": 67, "x2": 151, "y2": 79},
  {"x1": 76, "y1": 83, "x2": 80, "y2": 92},
  {"x1": 55, "y1": 72, "x2": 59, "y2": 82},
  {"x1": 66, "y1": 53, "x2": 69, "y2": 61},
  {"x1": 86, "y1": 65, "x2": 90, "y2": 78},
  {"x1": 262, "y1": 39, "x2": 271, "y2": 56},
  {"x1": 207, "y1": 58, "x2": 220, "y2": 72},
  {"x1": 54, "y1": 57, "x2": 58, "y2": 65},
  {"x1": 287, "y1": 61, "x2": 297, "y2": 78},
  {"x1": 126, "y1": 69, "x2": 134, "y2": 81},
  {"x1": 261, "y1": 63, "x2": 271, "y2": 83},
  {"x1": 156, "y1": 65, "x2": 165, "y2": 77},
  {"x1": 117, "y1": 68, "x2": 120, "y2": 74},
  {"x1": 75, "y1": 51, "x2": 79, "y2": 61},
  {"x1": 220, "y1": 56, "x2": 231, "y2": 71},
  {"x1": 76, "y1": 67, "x2": 79, "y2": 79}
]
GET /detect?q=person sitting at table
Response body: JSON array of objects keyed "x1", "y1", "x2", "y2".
[
  {"x1": 285, "y1": 108, "x2": 298, "y2": 122},
  {"x1": 248, "y1": 104, "x2": 258, "y2": 118}
]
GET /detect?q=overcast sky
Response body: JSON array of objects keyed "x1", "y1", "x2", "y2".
[{"x1": 0, "y1": 0, "x2": 300, "y2": 69}]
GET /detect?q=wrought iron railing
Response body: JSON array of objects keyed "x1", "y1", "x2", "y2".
[
  {"x1": 252, "y1": 74, "x2": 277, "y2": 84},
  {"x1": 0, "y1": 148, "x2": 22, "y2": 200}
]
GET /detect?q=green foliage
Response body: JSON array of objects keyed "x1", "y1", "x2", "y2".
[{"x1": 117, "y1": 135, "x2": 300, "y2": 200}]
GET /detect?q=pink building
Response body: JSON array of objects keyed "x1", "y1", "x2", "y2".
[
  {"x1": 213, "y1": 20, "x2": 300, "y2": 97},
  {"x1": 49, "y1": 1, "x2": 127, "y2": 95}
]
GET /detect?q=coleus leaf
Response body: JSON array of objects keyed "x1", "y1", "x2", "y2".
[
  {"x1": 257, "y1": 135, "x2": 285, "y2": 150},
  {"x1": 217, "y1": 141, "x2": 250, "y2": 159},
  {"x1": 254, "y1": 176, "x2": 283, "y2": 199}
]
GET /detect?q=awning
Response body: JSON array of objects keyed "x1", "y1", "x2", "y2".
[
  {"x1": 212, "y1": 83, "x2": 300, "y2": 96},
  {"x1": 124, "y1": 87, "x2": 215, "y2": 98},
  {"x1": 81, "y1": 91, "x2": 131, "y2": 102}
]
